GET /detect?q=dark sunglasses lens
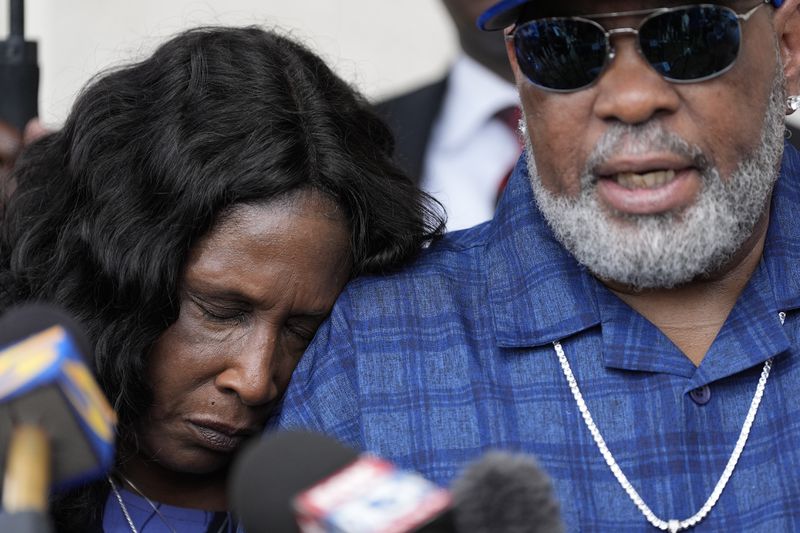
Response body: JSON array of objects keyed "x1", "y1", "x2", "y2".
[
  {"x1": 639, "y1": 6, "x2": 741, "y2": 81},
  {"x1": 514, "y1": 19, "x2": 607, "y2": 91}
]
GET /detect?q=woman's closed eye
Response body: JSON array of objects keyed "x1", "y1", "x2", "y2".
[
  {"x1": 284, "y1": 318, "x2": 320, "y2": 344},
  {"x1": 202, "y1": 306, "x2": 248, "y2": 324},
  {"x1": 189, "y1": 294, "x2": 249, "y2": 324}
]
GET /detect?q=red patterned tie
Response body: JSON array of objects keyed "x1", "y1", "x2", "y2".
[{"x1": 495, "y1": 106, "x2": 523, "y2": 205}]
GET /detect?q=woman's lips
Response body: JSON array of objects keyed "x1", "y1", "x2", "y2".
[
  {"x1": 595, "y1": 167, "x2": 701, "y2": 215},
  {"x1": 188, "y1": 420, "x2": 256, "y2": 453}
]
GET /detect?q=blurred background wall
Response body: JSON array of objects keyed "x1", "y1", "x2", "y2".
[
  {"x1": 0, "y1": 0, "x2": 458, "y2": 125},
  {"x1": 3, "y1": 1, "x2": 797, "y2": 128}
]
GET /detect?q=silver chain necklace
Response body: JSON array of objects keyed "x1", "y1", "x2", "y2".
[
  {"x1": 552, "y1": 311, "x2": 783, "y2": 532},
  {"x1": 108, "y1": 474, "x2": 230, "y2": 533}
]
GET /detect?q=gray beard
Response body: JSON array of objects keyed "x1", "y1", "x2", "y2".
[{"x1": 526, "y1": 73, "x2": 786, "y2": 290}]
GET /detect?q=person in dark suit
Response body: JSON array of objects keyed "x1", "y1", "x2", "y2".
[{"x1": 377, "y1": 0, "x2": 521, "y2": 231}]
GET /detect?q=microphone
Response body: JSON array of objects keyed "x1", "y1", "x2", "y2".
[
  {"x1": 451, "y1": 451, "x2": 564, "y2": 533},
  {"x1": 229, "y1": 431, "x2": 454, "y2": 533},
  {"x1": 0, "y1": 0, "x2": 39, "y2": 133},
  {"x1": 0, "y1": 304, "x2": 117, "y2": 531},
  {"x1": 230, "y1": 430, "x2": 565, "y2": 533}
]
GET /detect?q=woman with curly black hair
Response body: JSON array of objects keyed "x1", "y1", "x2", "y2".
[{"x1": 0, "y1": 26, "x2": 444, "y2": 532}]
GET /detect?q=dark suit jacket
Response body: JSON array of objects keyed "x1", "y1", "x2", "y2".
[{"x1": 375, "y1": 77, "x2": 448, "y2": 185}]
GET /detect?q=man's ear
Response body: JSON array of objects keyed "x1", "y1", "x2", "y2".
[{"x1": 775, "y1": 0, "x2": 800, "y2": 96}]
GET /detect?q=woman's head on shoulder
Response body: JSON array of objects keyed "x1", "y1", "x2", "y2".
[{"x1": 0, "y1": 25, "x2": 443, "y2": 513}]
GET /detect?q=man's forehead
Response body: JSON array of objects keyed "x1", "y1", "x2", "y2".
[
  {"x1": 517, "y1": 0, "x2": 759, "y2": 19},
  {"x1": 478, "y1": 0, "x2": 782, "y2": 28}
]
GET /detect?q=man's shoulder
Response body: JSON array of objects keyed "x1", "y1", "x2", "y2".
[{"x1": 342, "y1": 222, "x2": 494, "y2": 309}]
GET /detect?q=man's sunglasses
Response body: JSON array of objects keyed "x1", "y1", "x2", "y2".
[{"x1": 510, "y1": 1, "x2": 770, "y2": 92}]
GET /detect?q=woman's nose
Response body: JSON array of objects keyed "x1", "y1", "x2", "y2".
[{"x1": 214, "y1": 330, "x2": 278, "y2": 407}]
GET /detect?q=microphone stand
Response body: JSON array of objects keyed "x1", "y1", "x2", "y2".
[{"x1": 0, "y1": 0, "x2": 39, "y2": 132}]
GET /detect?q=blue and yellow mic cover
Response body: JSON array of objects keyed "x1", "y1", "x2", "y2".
[{"x1": 0, "y1": 325, "x2": 117, "y2": 491}]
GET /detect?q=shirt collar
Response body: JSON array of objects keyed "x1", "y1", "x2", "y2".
[
  {"x1": 488, "y1": 143, "x2": 800, "y2": 350},
  {"x1": 434, "y1": 54, "x2": 519, "y2": 152},
  {"x1": 487, "y1": 156, "x2": 601, "y2": 347},
  {"x1": 597, "y1": 259, "x2": 790, "y2": 383}
]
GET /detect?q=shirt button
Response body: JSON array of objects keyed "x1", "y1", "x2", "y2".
[{"x1": 689, "y1": 385, "x2": 712, "y2": 405}]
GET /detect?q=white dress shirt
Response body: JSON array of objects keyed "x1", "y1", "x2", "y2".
[{"x1": 421, "y1": 54, "x2": 520, "y2": 232}]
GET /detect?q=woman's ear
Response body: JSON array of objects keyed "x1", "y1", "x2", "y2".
[{"x1": 775, "y1": 0, "x2": 800, "y2": 97}]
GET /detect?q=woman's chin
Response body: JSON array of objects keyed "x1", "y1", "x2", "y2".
[
  {"x1": 129, "y1": 440, "x2": 239, "y2": 479},
  {"x1": 157, "y1": 446, "x2": 239, "y2": 476}
]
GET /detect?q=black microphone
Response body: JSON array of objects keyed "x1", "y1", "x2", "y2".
[
  {"x1": 0, "y1": 304, "x2": 117, "y2": 532},
  {"x1": 229, "y1": 430, "x2": 454, "y2": 533},
  {"x1": 0, "y1": 0, "x2": 39, "y2": 133},
  {"x1": 451, "y1": 451, "x2": 564, "y2": 533}
]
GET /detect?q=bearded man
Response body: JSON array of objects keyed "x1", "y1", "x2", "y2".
[{"x1": 272, "y1": 0, "x2": 800, "y2": 530}]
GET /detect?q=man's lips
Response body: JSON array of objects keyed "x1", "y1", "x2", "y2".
[
  {"x1": 592, "y1": 157, "x2": 702, "y2": 215},
  {"x1": 593, "y1": 154, "x2": 696, "y2": 177},
  {"x1": 615, "y1": 169, "x2": 675, "y2": 189}
]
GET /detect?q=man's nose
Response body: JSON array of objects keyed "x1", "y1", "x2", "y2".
[{"x1": 592, "y1": 37, "x2": 681, "y2": 125}]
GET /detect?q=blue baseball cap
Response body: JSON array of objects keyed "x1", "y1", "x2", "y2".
[{"x1": 477, "y1": 0, "x2": 786, "y2": 31}]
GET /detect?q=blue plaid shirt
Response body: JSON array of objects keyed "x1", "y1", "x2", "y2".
[{"x1": 272, "y1": 144, "x2": 800, "y2": 532}]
